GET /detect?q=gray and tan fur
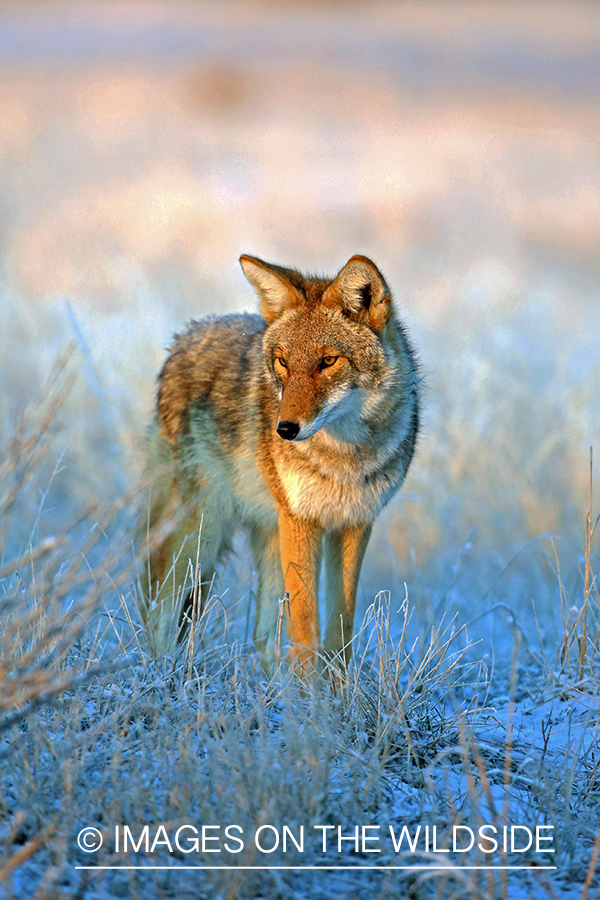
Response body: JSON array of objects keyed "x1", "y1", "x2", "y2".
[{"x1": 139, "y1": 254, "x2": 419, "y2": 670}]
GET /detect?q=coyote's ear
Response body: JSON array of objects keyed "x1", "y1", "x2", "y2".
[
  {"x1": 323, "y1": 255, "x2": 391, "y2": 332},
  {"x1": 239, "y1": 255, "x2": 303, "y2": 324}
]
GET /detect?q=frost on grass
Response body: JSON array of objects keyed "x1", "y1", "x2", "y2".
[{"x1": 0, "y1": 378, "x2": 598, "y2": 900}]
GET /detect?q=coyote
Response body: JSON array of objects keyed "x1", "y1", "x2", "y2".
[{"x1": 139, "y1": 254, "x2": 419, "y2": 670}]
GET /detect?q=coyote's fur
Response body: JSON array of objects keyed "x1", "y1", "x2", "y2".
[{"x1": 139, "y1": 254, "x2": 419, "y2": 670}]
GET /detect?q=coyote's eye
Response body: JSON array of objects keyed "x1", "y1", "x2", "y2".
[{"x1": 320, "y1": 356, "x2": 338, "y2": 369}]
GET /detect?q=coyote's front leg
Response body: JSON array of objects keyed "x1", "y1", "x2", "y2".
[
  {"x1": 278, "y1": 508, "x2": 322, "y2": 670},
  {"x1": 323, "y1": 524, "x2": 372, "y2": 664}
]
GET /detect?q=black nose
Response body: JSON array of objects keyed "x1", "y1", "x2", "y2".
[{"x1": 277, "y1": 420, "x2": 300, "y2": 441}]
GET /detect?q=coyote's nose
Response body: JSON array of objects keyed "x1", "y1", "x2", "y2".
[{"x1": 277, "y1": 420, "x2": 300, "y2": 441}]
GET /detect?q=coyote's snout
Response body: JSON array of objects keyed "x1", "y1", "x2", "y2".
[{"x1": 139, "y1": 254, "x2": 419, "y2": 671}]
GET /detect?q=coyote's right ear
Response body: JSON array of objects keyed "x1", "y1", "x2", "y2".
[{"x1": 240, "y1": 255, "x2": 303, "y2": 324}]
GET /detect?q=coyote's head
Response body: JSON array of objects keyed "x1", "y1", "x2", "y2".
[{"x1": 240, "y1": 254, "x2": 397, "y2": 443}]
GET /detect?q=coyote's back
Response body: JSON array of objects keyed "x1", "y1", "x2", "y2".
[{"x1": 139, "y1": 254, "x2": 419, "y2": 670}]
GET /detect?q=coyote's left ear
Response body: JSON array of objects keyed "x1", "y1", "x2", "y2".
[
  {"x1": 323, "y1": 255, "x2": 391, "y2": 332},
  {"x1": 240, "y1": 255, "x2": 303, "y2": 324}
]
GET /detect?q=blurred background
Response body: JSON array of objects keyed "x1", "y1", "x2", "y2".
[{"x1": 1, "y1": 0, "x2": 599, "y2": 656}]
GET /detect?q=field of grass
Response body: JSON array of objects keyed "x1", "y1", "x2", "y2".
[{"x1": 1, "y1": 2, "x2": 599, "y2": 898}]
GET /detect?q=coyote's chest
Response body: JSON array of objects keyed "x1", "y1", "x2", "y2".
[{"x1": 275, "y1": 438, "x2": 399, "y2": 530}]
